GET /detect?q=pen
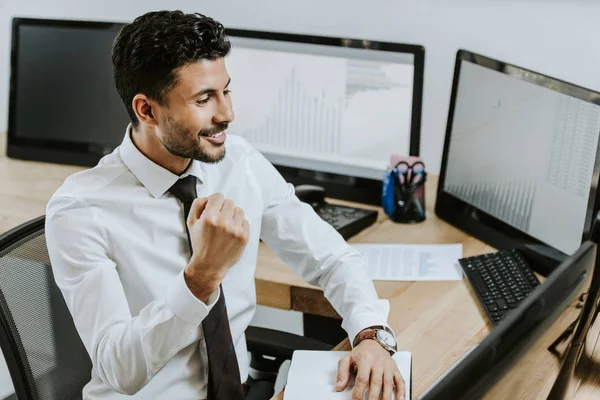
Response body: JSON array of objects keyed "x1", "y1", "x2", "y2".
[{"x1": 414, "y1": 198, "x2": 424, "y2": 219}]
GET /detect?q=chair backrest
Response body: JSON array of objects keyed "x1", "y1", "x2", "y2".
[{"x1": 0, "y1": 216, "x2": 92, "y2": 399}]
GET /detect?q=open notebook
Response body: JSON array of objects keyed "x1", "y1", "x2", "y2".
[{"x1": 284, "y1": 350, "x2": 411, "y2": 400}]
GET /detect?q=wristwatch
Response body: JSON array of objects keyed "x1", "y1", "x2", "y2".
[{"x1": 353, "y1": 325, "x2": 397, "y2": 355}]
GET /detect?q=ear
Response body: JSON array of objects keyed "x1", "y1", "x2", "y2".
[{"x1": 132, "y1": 94, "x2": 158, "y2": 126}]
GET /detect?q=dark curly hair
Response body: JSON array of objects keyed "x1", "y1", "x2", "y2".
[{"x1": 112, "y1": 10, "x2": 231, "y2": 127}]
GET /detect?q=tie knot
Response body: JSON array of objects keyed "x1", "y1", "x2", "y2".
[{"x1": 168, "y1": 176, "x2": 198, "y2": 204}]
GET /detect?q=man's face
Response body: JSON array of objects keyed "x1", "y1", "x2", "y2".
[{"x1": 156, "y1": 58, "x2": 234, "y2": 164}]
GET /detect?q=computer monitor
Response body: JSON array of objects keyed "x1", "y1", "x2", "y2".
[
  {"x1": 420, "y1": 239, "x2": 598, "y2": 400},
  {"x1": 436, "y1": 49, "x2": 600, "y2": 276},
  {"x1": 224, "y1": 29, "x2": 425, "y2": 204},
  {"x1": 7, "y1": 18, "x2": 130, "y2": 166},
  {"x1": 7, "y1": 17, "x2": 425, "y2": 205}
]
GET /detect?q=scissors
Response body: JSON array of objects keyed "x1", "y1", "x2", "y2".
[
  {"x1": 394, "y1": 161, "x2": 425, "y2": 187},
  {"x1": 393, "y1": 161, "x2": 426, "y2": 218}
]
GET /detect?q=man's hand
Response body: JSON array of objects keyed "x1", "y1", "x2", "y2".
[
  {"x1": 184, "y1": 193, "x2": 250, "y2": 302},
  {"x1": 336, "y1": 339, "x2": 405, "y2": 400}
]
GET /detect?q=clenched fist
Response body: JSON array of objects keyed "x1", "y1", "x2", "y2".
[{"x1": 183, "y1": 193, "x2": 250, "y2": 302}]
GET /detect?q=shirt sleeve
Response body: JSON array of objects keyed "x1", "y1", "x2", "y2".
[
  {"x1": 248, "y1": 147, "x2": 394, "y2": 345},
  {"x1": 45, "y1": 196, "x2": 219, "y2": 395}
]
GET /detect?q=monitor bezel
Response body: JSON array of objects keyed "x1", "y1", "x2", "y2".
[
  {"x1": 6, "y1": 17, "x2": 425, "y2": 205},
  {"x1": 435, "y1": 49, "x2": 600, "y2": 276},
  {"x1": 420, "y1": 240, "x2": 597, "y2": 400}
]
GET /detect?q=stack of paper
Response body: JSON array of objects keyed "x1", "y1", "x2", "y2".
[
  {"x1": 351, "y1": 243, "x2": 463, "y2": 281},
  {"x1": 284, "y1": 350, "x2": 411, "y2": 400}
]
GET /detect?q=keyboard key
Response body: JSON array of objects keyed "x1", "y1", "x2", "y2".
[
  {"x1": 488, "y1": 304, "x2": 499, "y2": 312},
  {"x1": 497, "y1": 299, "x2": 509, "y2": 310},
  {"x1": 470, "y1": 272, "x2": 488, "y2": 293}
]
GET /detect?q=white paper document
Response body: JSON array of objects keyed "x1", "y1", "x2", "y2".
[
  {"x1": 284, "y1": 350, "x2": 411, "y2": 400},
  {"x1": 351, "y1": 243, "x2": 463, "y2": 281}
]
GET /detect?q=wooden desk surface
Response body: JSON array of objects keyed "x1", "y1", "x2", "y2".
[{"x1": 1, "y1": 133, "x2": 598, "y2": 399}]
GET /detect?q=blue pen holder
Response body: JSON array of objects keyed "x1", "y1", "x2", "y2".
[{"x1": 382, "y1": 165, "x2": 427, "y2": 224}]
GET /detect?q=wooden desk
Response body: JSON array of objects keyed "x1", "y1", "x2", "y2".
[
  {"x1": 1, "y1": 133, "x2": 599, "y2": 399},
  {"x1": 255, "y1": 178, "x2": 495, "y2": 319}
]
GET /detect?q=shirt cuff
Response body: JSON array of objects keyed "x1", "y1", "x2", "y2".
[
  {"x1": 342, "y1": 300, "x2": 394, "y2": 348},
  {"x1": 166, "y1": 270, "x2": 220, "y2": 325}
]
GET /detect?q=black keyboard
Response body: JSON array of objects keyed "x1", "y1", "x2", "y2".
[
  {"x1": 459, "y1": 249, "x2": 541, "y2": 325},
  {"x1": 314, "y1": 203, "x2": 378, "y2": 240}
]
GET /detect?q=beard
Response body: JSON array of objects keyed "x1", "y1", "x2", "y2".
[{"x1": 160, "y1": 115, "x2": 227, "y2": 164}]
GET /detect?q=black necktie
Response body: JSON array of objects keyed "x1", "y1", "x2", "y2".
[{"x1": 169, "y1": 176, "x2": 244, "y2": 400}]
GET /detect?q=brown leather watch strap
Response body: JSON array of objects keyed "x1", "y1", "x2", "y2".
[{"x1": 352, "y1": 325, "x2": 384, "y2": 348}]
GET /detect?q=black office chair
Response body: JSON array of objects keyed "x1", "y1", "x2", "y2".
[{"x1": 0, "y1": 216, "x2": 331, "y2": 400}]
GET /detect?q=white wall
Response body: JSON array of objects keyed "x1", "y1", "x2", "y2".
[{"x1": 1, "y1": 0, "x2": 600, "y2": 173}]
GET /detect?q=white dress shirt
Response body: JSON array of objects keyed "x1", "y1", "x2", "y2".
[{"x1": 45, "y1": 126, "x2": 391, "y2": 399}]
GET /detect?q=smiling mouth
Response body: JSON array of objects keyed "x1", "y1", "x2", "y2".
[
  {"x1": 207, "y1": 131, "x2": 224, "y2": 138},
  {"x1": 200, "y1": 130, "x2": 227, "y2": 145}
]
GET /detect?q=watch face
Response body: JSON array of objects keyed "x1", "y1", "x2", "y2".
[{"x1": 376, "y1": 329, "x2": 397, "y2": 347}]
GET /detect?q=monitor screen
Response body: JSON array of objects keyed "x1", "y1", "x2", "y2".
[
  {"x1": 9, "y1": 20, "x2": 129, "y2": 153},
  {"x1": 443, "y1": 58, "x2": 600, "y2": 255},
  {"x1": 420, "y1": 240, "x2": 597, "y2": 400},
  {"x1": 225, "y1": 35, "x2": 417, "y2": 180},
  {"x1": 222, "y1": 29, "x2": 424, "y2": 204},
  {"x1": 436, "y1": 50, "x2": 600, "y2": 273}
]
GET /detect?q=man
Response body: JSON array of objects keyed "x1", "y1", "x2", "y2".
[{"x1": 45, "y1": 10, "x2": 405, "y2": 400}]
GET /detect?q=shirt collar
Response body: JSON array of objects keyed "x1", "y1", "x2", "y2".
[{"x1": 119, "y1": 125, "x2": 206, "y2": 198}]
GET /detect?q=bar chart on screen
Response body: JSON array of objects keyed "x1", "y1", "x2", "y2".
[
  {"x1": 445, "y1": 94, "x2": 600, "y2": 233},
  {"x1": 446, "y1": 180, "x2": 536, "y2": 232},
  {"x1": 242, "y1": 67, "x2": 345, "y2": 155},
  {"x1": 225, "y1": 46, "x2": 414, "y2": 165}
]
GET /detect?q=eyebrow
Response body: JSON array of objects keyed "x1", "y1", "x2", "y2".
[{"x1": 193, "y1": 78, "x2": 231, "y2": 98}]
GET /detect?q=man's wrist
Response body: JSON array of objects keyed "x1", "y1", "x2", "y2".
[
  {"x1": 183, "y1": 269, "x2": 218, "y2": 303},
  {"x1": 353, "y1": 325, "x2": 397, "y2": 355}
]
